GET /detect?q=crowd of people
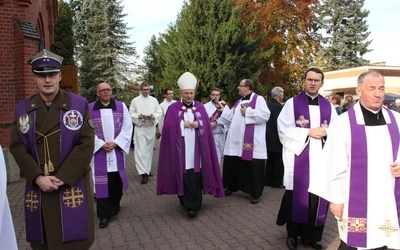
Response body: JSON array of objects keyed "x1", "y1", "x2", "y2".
[{"x1": 2, "y1": 49, "x2": 400, "y2": 250}]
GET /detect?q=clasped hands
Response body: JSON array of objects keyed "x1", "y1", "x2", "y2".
[
  {"x1": 102, "y1": 141, "x2": 117, "y2": 153},
  {"x1": 35, "y1": 175, "x2": 65, "y2": 192},
  {"x1": 390, "y1": 161, "x2": 400, "y2": 178},
  {"x1": 139, "y1": 113, "x2": 154, "y2": 121},
  {"x1": 184, "y1": 120, "x2": 199, "y2": 129},
  {"x1": 308, "y1": 127, "x2": 326, "y2": 139}
]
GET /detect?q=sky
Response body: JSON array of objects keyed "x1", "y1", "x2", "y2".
[{"x1": 122, "y1": 0, "x2": 400, "y2": 66}]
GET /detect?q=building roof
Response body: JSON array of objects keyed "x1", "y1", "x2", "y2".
[{"x1": 320, "y1": 64, "x2": 400, "y2": 95}]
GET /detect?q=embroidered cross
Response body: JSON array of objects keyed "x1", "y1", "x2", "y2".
[
  {"x1": 348, "y1": 217, "x2": 367, "y2": 233},
  {"x1": 107, "y1": 157, "x2": 113, "y2": 165},
  {"x1": 62, "y1": 187, "x2": 84, "y2": 208},
  {"x1": 25, "y1": 191, "x2": 39, "y2": 212},
  {"x1": 379, "y1": 220, "x2": 398, "y2": 236}
]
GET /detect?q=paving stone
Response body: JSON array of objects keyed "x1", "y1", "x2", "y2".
[{"x1": 7, "y1": 140, "x2": 340, "y2": 249}]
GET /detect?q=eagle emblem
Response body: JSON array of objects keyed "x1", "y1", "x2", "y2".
[{"x1": 19, "y1": 114, "x2": 30, "y2": 134}]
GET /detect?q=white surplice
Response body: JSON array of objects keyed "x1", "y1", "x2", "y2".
[
  {"x1": 0, "y1": 145, "x2": 18, "y2": 250},
  {"x1": 221, "y1": 93, "x2": 270, "y2": 159},
  {"x1": 181, "y1": 107, "x2": 196, "y2": 170},
  {"x1": 90, "y1": 102, "x2": 133, "y2": 191},
  {"x1": 129, "y1": 95, "x2": 162, "y2": 175},
  {"x1": 204, "y1": 101, "x2": 230, "y2": 161},
  {"x1": 277, "y1": 97, "x2": 337, "y2": 190},
  {"x1": 310, "y1": 102, "x2": 400, "y2": 249},
  {"x1": 92, "y1": 103, "x2": 132, "y2": 171}
]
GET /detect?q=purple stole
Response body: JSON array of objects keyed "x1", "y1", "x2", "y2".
[
  {"x1": 209, "y1": 102, "x2": 226, "y2": 122},
  {"x1": 347, "y1": 106, "x2": 399, "y2": 247},
  {"x1": 89, "y1": 100, "x2": 129, "y2": 198},
  {"x1": 292, "y1": 91, "x2": 331, "y2": 226},
  {"x1": 233, "y1": 93, "x2": 258, "y2": 161},
  {"x1": 15, "y1": 93, "x2": 89, "y2": 244}
]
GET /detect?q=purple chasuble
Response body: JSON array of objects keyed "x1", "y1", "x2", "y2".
[
  {"x1": 292, "y1": 91, "x2": 331, "y2": 226},
  {"x1": 232, "y1": 93, "x2": 258, "y2": 161},
  {"x1": 347, "y1": 106, "x2": 399, "y2": 247},
  {"x1": 89, "y1": 100, "x2": 128, "y2": 198},
  {"x1": 157, "y1": 101, "x2": 224, "y2": 198},
  {"x1": 15, "y1": 92, "x2": 89, "y2": 244}
]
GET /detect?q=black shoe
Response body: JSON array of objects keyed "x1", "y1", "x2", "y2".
[
  {"x1": 187, "y1": 210, "x2": 197, "y2": 218},
  {"x1": 286, "y1": 237, "x2": 297, "y2": 250},
  {"x1": 307, "y1": 242, "x2": 322, "y2": 250},
  {"x1": 250, "y1": 196, "x2": 260, "y2": 204},
  {"x1": 224, "y1": 189, "x2": 232, "y2": 196},
  {"x1": 141, "y1": 174, "x2": 149, "y2": 184},
  {"x1": 271, "y1": 185, "x2": 285, "y2": 189},
  {"x1": 99, "y1": 218, "x2": 110, "y2": 229}
]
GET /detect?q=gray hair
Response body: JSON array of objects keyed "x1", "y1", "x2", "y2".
[
  {"x1": 357, "y1": 71, "x2": 384, "y2": 87},
  {"x1": 271, "y1": 86, "x2": 284, "y2": 98}
]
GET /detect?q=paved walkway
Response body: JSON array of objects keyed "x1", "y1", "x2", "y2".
[{"x1": 7, "y1": 140, "x2": 340, "y2": 249}]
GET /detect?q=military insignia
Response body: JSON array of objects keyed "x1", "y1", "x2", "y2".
[
  {"x1": 63, "y1": 110, "x2": 83, "y2": 131},
  {"x1": 296, "y1": 115, "x2": 309, "y2": 128},
  {"x1": 88, "y1": 118, "x2": 95, "y2": 129},
  {"x1": 62, "y1": 187, "x2": 84, "y2": 208},
  {"x1": 19, "y1": 114, "x2": 30, "y2": 134},
  {"x1": 25, "y1": 191, "x2": 39, "y2": 212}
]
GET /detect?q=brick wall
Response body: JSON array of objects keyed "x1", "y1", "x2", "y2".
[{"x1": 0, "y1": 0, "x2": 58, "y2": 181}]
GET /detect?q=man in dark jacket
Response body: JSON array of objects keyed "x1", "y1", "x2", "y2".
[
  {"x1": 10, "y1": 49, "x2": 95, "y2": 250},
  {"x1": 265, "y1": 87, "x2": 285, "y2": 188}
]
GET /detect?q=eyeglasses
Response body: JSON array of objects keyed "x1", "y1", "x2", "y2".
[{"x1": 97, "y1": 88, "x2": 112, "y2": 93}]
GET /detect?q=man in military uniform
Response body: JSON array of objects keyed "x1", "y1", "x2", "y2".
[{"x1": 10, "y1": 49, "x2": 95, "y2": 250}]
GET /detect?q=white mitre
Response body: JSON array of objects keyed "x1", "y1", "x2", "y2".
[{"x1": 177, "y1": 72, "x2": 197, "y2": 90}]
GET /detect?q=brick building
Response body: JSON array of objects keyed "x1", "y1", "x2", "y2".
[{"x1": 0, "y1": 0, "x2": 58, "y2": 182}]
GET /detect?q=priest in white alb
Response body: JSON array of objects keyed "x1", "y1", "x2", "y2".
[
  {"x1": 310, "y1": 71, "x2": 400, "y2": 250},
  {"x1": 129, "y1": 82, "x2": 162, "y2": 184},
  {"x1": 277, "y1": 67, "x2": 337, "y2": 250},
  {"x1": 221, "y1": 79, "x2": 270, "y2": 204},
  {"x1": 90, "y1": 82, "x2": 133, "y2": 228},
  {"x1": 204, "y1": 87, "x2": 230, "y2": 163}
]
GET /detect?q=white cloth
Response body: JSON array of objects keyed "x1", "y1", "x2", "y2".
[
  {"x1": 158, "y1": 99, "x2": 176, "y2": 134},
  {"x1": 91, "y1": 103, "x2": 133, "y2": 172},
  {"x1": 311, "y1": 102, "x2": 400, "y2": 249},
  {"x1": 0, "y1": 146, "x2": 18, "y2": 250},
  {"x1": 277, "y1": 97, "x2": 337, "y2": 190},
  {"x1": 204, "y1": 101, "x2": 229, "y2": 161},
  {"x1": 221, "y1": 93, "x2": 270, "y2": 159},
  {"x1": 129, "y1": 95, "x2": 162, "y2": 175},
  {"x1": 181, "y1": 108, "x2": 196, "y2": 170}
]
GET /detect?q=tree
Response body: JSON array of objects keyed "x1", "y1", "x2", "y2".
[
  {"x1": 51, "y1": 0, "x2": 75, "y2": 65},
  {"x1": 235, "y1": 0, "x2": 320, "y2": 97},
  {"x1": 50, "y1": 0, "x2": 75, "y2": 65},
  {"x1": 315, "y1": 0, "x2": 371, "y2": 71},
  {"x1": 142, "y1": 0, "x2": 271, "y2": 103},
  {"x1": 71, "y1": 0, "x2": 137, "y2": 102}
]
